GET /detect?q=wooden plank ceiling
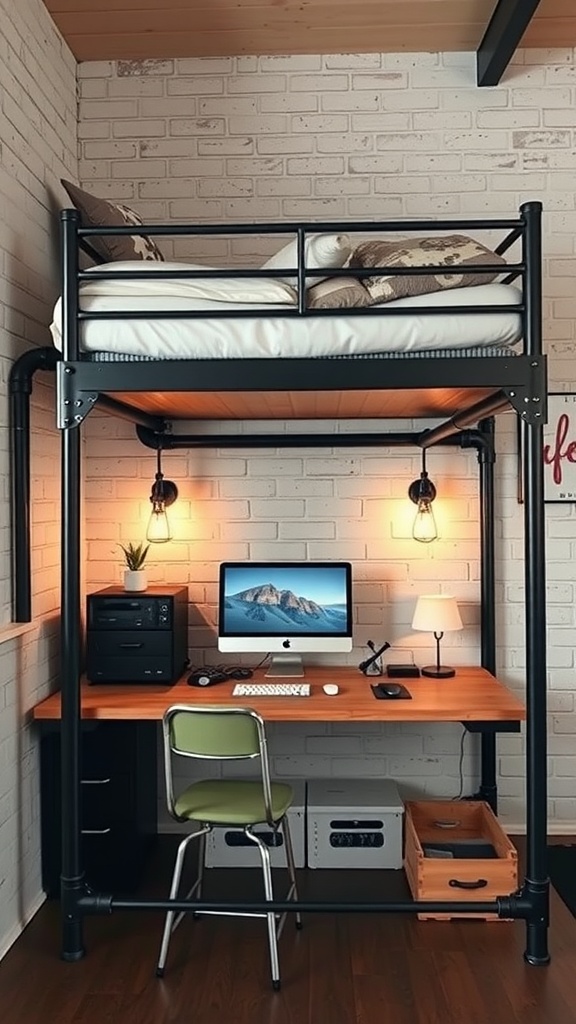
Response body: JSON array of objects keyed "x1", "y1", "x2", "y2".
[{"x1": 41, "y1": 1, "x2": 574, "y2": 84}]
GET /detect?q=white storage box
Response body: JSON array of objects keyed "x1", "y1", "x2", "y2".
[
  {"x1": 205, "y1": 779, "x2": 306, "y2": 869},
  {"x1": 307, "y1": 778, "x2": 404, "y2": 869}
]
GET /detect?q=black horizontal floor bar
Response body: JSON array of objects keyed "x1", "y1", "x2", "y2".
[{"x1": 109, "y1": 897, "x2": 500, "y2": 916}]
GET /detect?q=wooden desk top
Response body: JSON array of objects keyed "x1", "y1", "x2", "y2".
[{"x1": 31, "y1": 666, "x2": 525, "y2": 724}]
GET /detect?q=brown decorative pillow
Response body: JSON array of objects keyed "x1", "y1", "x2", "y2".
[
  {"x1": 350, "y1": 234, "x2": 506, "y2": 304},
  {"x1": 307, "y1": 276, "x2": 372, "y2": 309},
  {"x1": 61, "y1": 180, "x2": 164, "y2": 263}
]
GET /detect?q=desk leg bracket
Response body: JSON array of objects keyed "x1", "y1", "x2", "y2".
[
  {"x1": 61, "y1": 878, "x2": 114, "y2": 961},
  {"x1": 61, "y1": 874, "x2": 90, "y2": 961}
]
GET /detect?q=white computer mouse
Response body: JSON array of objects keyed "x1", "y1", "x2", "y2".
[{"x1": 323, "y1": 683, "x2": 339, "y2": 696}]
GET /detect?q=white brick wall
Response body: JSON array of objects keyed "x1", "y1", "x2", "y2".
[
  {"x1": 76, "y1": 49, "x2": 576, "y2": 831},
  {"x1": 0, "y1": 0, "x2": 76, "y2": 958}
]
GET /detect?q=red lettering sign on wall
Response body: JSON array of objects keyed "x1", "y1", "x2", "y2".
[{"x1": 540, "y1": 394, "x2": 576, "y2": 502}]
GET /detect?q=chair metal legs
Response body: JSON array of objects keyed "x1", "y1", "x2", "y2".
[
  {"x1": 281, "y1": 814, "x2": 302, "y2": 931},
  {"x1": 192, "y1": 830, "x2": 206, "y2": 918},
  {"x1": 245, "y1": 816, "x2": 302, "y2": 990},
  {"x1": 156, "y1": 824, "x2": 211, "y2": 978},
  {"x1": 157, "y1": 817, "x2": 301, "y2": 990},
  {"x1": 245, "y1": 828, "x2": 281, "y2": 990}
]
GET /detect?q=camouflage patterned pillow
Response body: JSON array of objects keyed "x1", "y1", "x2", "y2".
[
  {"x1": 61, "y1": 180, "x2": 164, "y2": 263},
  {"x1": 307, "y1": 276, "x2": 372, "y2": 309},
  {"x1": 350, "y1": 234, "x2": 506, "y2": 304}
]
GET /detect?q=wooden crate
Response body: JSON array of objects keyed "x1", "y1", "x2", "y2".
[{"x1": 404, "y1": 800, "x2": 518, "y2": 921}]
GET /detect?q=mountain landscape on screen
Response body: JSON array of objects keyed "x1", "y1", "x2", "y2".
[{"x1": 224, "y1": 583, "x2": 347, "y2": 634}]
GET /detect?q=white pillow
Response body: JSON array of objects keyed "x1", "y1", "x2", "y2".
[
  {"x1": 82, "y1": 260, "x2": 297, "y2": 305},
  {"x1": 260, "y1": 234, "x2": 351, "y2": 287}
]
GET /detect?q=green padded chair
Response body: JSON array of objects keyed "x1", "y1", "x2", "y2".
[{"x1": 156, "y1": 704, "x2": 302, "y2": 990}]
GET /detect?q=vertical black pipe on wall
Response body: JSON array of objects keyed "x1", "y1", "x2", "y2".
[
  {"x1": 10, "y1": 382, "x2": 31, "y2": 622},
  {"x1": 477, "y1": 419, "x2": 496, "y2": 673},
  {"x1": 9, "y1": 347, "x2": 60, "y2": 622}
]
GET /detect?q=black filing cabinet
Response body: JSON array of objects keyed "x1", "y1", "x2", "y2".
[
  {"x1": 86, "y1": 585, "x2": 188, "y2": 683},
  {"x1": 40, "y1": 720, "x2": 158, "y2": 896}
]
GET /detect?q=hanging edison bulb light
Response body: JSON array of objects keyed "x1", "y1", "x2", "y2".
[
  {"x1": 146, "y1": 443, "x2": 178, "y2": 543},
  {"x1": 408, "y1": 448, "x2": 438, "y2": 543}
]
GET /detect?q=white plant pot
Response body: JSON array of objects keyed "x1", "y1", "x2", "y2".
[{"x1": 123, "y1": 569, "x2": 147, "y2": 592}]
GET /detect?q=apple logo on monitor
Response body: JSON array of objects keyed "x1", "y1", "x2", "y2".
[{"x1": 218, "y1": 561, "x2": 353, "y2": 678}]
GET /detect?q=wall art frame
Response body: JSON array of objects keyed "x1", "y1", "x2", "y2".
[{"x1": 518, "y1": 392, "x2": 576, "y2": 503}]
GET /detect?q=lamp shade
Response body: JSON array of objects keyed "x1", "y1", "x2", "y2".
[{"x1": 412, "y1": 595, "x2": 463, "y2": 633}]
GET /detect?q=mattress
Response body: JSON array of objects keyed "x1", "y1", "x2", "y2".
[{"x1": 50, "y1": 268, "x2": 523, "y2": 360}]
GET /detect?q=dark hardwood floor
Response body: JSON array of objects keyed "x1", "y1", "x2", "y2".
[{"x1": 1, "y1": 838, "x2": 576, "y2": 1024}]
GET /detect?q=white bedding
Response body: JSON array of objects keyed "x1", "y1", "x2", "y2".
[{"x1": 50, "y1": 265, "x2": 523, "y2": 360}]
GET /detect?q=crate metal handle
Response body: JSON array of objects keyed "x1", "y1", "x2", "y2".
[
  {"x1": 449, "y1": 878, "x2": 488, "y2": 890},
  {"x1": 434, "y1": 819, "x2": 460, "y2": 828}
]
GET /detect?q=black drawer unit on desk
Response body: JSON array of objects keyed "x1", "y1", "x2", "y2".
[
  {"x1": 86, "y1": 585, "x2": 188, "y2": 683},
  {"x1": 40, "y1": 720, "x2": 158, "y2": 897}
]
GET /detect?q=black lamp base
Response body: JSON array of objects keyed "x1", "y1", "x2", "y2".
[{"x1": 421, "y1": 665, "x2": 456, "y2": 679}]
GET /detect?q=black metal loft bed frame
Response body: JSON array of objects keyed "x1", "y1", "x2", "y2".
[{"x1": 14, "y1": 201, "x2": 549, "y2": 966}]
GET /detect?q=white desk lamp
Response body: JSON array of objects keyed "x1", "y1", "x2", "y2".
[{"x1": 411, "y1": 595, "x2": 463, "y2": 678}]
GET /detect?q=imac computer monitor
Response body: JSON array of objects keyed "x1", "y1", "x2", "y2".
[{"x1": 218, "y1": 561, "x2": 353, "y2": 677}]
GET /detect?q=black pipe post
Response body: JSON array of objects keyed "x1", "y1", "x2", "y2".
[
  {"x1": 478, "y1": 419, "x2": 498, "y2": 810},
  {"x1": 59, "y1": 419, "x2": 85, "y2": 960},
  {"x1": 520, "y1": 198, "x2": 549, "y2": 964},
  {"x1": 477, "y1": 420, "x2": 496, "y2": 674},
  {"x1": 521, "y1": 201, "x2": 543, "y2": 361},
  {"x1": 457, "y1": 423, "x2": 498, "y2": 810},
  {"x1": 9, "y1": 347, "x2": 60, "y2": 622},
  {"x1": 523, "y1": 417, "x2": 549, "y2": 965},
  {"x1": 61, "y1": 209, "x2": 80, "y2": 363},
  {"x1": 59, "y1": 208, "x2": 86, "y2": 959}
]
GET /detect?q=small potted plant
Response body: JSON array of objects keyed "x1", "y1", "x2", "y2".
[{"x1": 120, "y1": 542, "x2": 150, "y2": 592}]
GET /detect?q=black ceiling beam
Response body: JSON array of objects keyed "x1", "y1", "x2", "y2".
[{"x1": 477, "y1": 0, "x2": 542, "y2": 87}]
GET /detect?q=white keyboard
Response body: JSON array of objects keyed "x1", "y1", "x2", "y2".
[{"x1": 232, "y1": 682, "x2": 311, "y2": 698}]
